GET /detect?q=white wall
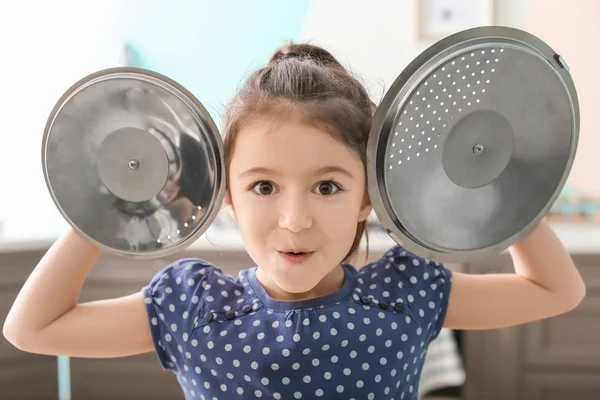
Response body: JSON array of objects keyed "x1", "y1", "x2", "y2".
[
  {"x1": 0, "y1": 0, "x2": 547, "y2": 241},
  {"x1": 0, "y1": 0, "x2": 122, "y2": 238},
  {"x1": 524, "y1": 0, "x2": 600, "y2": 196},
  {"x1": 0, "y1": 0, "x2": 314, "y2": 241},
  {"x1": 298, "y1": 0, "x2": 529, "y2": 104}
]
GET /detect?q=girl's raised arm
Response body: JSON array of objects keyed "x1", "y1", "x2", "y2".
[
  {"x1": 444, "y1": 219, "x2": 586, "y2": 330},
  {"x1": 3, "y1": 228, "x2": 154, "y2": 358}
]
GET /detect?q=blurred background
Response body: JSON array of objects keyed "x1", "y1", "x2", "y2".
[{"x1": 0, "y1": 1, "x2": 599, "y2": 399}]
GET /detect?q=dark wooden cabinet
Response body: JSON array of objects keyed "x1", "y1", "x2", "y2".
[
  {"x1": 2, "y1": 247, "x2": 599, "y2": 399},
  {"x1": 522, "y1": 372, "x2": 600, "y2": 400},
  {"x1": 0, "y1": 250, "x2": 59, "y2": 399},
  {"x1": 462, "y1": 253, "x2": 600, "y2": 400}
]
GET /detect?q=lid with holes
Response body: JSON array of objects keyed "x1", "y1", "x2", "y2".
[
  {"x1": 367, "y1": 26, "x2": 579, "y2": 262},
  {"x1": 42, "y1": 67, "x2": 225, "y2": 258}
]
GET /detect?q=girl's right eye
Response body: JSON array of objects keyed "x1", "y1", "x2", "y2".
[{"x1": 251, "y1": 181, "x2": 278, "y2": 196}]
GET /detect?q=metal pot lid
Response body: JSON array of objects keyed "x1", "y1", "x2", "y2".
[
  {"x1": 367, "y1": 26, "x2": 579, "y2": 262},
  {"x1": 42, "y1": 67, "x2": 225, "y2": 258}
]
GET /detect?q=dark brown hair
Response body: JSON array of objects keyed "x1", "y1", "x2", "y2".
[{"x1": 222, "y1": 42, "x2": 375, "y2": 264}]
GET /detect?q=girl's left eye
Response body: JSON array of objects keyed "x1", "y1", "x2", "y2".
[{"x1": 315, "y1": 181, "x2": 342, "y2": 196}]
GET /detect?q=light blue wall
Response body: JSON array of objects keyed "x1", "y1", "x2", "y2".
[{"x1": 115, "y1": 0, "x2": 310, "y2": 128}]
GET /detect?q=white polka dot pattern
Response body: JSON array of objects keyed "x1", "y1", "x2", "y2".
[{"x1": 142, "y1": 245, "x2": 452, "y2": 399}]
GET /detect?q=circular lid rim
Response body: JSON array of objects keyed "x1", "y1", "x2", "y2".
[
  {"x1": 367, "y1": 26, "x2": 580, "y2": 263},
  {"x1": 41, "y1": 67, "x2": 226, "y2": 259}
]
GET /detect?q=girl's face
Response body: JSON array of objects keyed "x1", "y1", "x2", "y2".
[{"x1": 226, "y1": 112, "x2": 372, "y2": 300}]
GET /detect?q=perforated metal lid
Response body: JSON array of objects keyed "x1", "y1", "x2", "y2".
[
  {"x1": 367, "y1": 26, "x2": 579, "y2": 262},
  {"x1": 42, "y1": 67, "x2": 225, "y2": 258}
]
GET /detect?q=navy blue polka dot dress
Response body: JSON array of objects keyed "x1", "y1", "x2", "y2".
[{"x1": 143, "y1": 245, "x2": 452, "y2": 400}]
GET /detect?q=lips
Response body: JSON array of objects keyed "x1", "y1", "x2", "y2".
[
  {"x1": 278, "y1": 250, "x2": 315, "y2": 264},
  {"x1": 279, "y1": 249, "x2": 313, "y2": 254}
]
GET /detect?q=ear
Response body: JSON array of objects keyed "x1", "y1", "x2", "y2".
[
  {"x1": 224, "y1": 191, "x2": 237, "y2": 221},
  {"x1": 358, "y1": 198, "x2": 373, "y2": 222}
]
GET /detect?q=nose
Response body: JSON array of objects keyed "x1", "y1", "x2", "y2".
[{"x1": 278, "y1": 193, "x2": 313, "y2": 233}]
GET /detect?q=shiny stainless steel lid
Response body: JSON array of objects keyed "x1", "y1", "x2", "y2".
[
  {"x1": 42, "y1": 67, "x2": 225, "y2": 258},
  {"x1": 367, "y1": 26, "x2": 579, "y2": 262}
]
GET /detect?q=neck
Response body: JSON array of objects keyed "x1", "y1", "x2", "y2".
[{"x1": 256, "y1": 265, "x2": 345, "y2": 301}]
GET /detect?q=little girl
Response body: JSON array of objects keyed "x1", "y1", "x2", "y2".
[{"x1": 4, "y1": 43, "x2": 586, "y2": 400}]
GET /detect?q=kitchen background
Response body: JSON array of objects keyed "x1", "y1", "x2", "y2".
[
  {"x1": 0, "y1": 1, "x2": 599, "y2": 399},
  {"x1": 0, "y1": 0, "x2": 599, "y2": 244}
]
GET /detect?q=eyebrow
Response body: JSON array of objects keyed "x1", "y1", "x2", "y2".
[{"x1": 238, "y1": 166, "x2": 355, "y2": 179}]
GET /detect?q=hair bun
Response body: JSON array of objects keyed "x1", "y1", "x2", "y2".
[{"x1": 268, "y1": 43, "x2": 343, "y2": 69}]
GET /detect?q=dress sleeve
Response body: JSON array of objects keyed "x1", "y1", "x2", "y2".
[
  {"x1": 142, "y1": 258, "x2": 215, "y2": 371},
  {"x1": 384, "y1": 245, "x2": 453, "y2": 344}
]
